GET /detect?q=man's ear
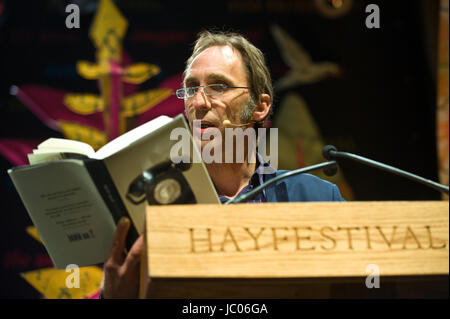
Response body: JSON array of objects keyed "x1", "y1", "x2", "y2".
[{"x1": 251, "y1": 94, "x2": 271, "y2": 122}]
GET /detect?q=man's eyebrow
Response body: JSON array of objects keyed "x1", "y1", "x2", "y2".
[
  {"x1": 184, "y1": 76, "x2": 197, "y2": 86},
  {"x1": 207, "y1": 73, "x2": 233, "y2": 84},
  {"x1": 184, "y1": 73, "x2": 235, "y2": 86}
]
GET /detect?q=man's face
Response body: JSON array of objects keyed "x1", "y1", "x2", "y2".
[{"x1": 183, "y1": 45, "x2": 252, "y2": 145}]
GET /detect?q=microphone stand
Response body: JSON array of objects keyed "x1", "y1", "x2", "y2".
[
  {"x1": 225, "y1": 161, "x2": 338, "y2": 204},
  {"x1": 323, "y1": 145, "x2": 449, "y2": 195}
]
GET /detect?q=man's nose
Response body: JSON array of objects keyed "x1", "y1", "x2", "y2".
[{"x1": 191, "y1": 87, "x2": 211, "y2": 111}]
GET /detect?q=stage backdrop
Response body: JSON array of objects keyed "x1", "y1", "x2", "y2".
[{"x1": 0, "y1": 0, "x2": 446, "y2": 298}]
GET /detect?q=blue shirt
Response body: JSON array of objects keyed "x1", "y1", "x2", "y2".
[{"x1": 218, "y1": 153, "x2": 271, "y2": 204}]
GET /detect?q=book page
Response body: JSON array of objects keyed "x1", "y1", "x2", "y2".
[
  {"x1": 93, "y1": 115, "x2": 172, "y2": 160},
  {"x1": 28, "y1": 152, "x2": 65, "y2": 165},
  {"x1": 28, "y1": 152, "x2": 89, "y2": 165},
  {"x1": 28, "y1": 116, "x2": 171, "y2": 164},
  {"x1": 37, "y1": 138, "x2": 96, "y2": 157},
  {"x1": 8, "y1": 160, "x2": 116, "y2": 268}
]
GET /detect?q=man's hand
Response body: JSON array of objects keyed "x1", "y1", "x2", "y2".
[{"x1": 102, "y1": 217, "x2": 144, "y2": 299}]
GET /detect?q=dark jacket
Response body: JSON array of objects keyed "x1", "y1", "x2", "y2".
[{"x1": 263, "y1": 171, "x2": 344, "y2": 202}]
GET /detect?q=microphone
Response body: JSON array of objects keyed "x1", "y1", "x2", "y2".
[
  {"x1": 225, "y1": 160, "x2": 338, "y2": 204},
  {"x1": 323, "y1": 145, "x2": 449, "y2": 195}
]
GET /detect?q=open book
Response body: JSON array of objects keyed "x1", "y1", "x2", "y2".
[{"x1": 8, "y1": 115, "x2": 220, "y2": 269}]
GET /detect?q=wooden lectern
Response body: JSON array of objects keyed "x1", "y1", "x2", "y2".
[{"x1": 139, "y1": 201, "x2": 449, "y2": 298}]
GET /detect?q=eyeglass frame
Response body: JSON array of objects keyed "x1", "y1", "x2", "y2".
[{"x1": 175, "y1": 84, "x2": 250, "y2": 100}]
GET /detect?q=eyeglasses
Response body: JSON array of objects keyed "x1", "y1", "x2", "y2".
[{"x1": 175, "y1": 84, "x2": 250, "y2": 99}]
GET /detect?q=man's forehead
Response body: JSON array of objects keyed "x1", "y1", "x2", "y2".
[
  {"x1": 194, "y1": 45, "x2": 240, "y2": 66},
  {"x1": 184, "y1": 45, "x2": 244, "y2": 83}
]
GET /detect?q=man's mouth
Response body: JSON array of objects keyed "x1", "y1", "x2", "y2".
[
  {"x1": 193, "y1": 120, "x2": 217, "y2": 134},
  {"x1": 200, "y1": 122, "x2": 215, "y2": 129}
]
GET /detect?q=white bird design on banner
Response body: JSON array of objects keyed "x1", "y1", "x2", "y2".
[{"x1": 270, "y1": 24, "x2": 340, "y2": 90}]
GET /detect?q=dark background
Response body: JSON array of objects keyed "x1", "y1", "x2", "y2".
[{"x1": 0, "y1": 0, "x2": 442, "y2": 298}]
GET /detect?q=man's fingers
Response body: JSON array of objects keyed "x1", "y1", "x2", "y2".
[
  {"x1": 107, "y1": 217, "x2": 131, "y2": 264},
  {"x1": 123, "y1": 234, "x2": 144, "y2": 270}
]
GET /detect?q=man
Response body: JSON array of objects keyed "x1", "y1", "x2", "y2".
[{"x1": 101, "y1": 31, "x2": 344, "y2": 298}]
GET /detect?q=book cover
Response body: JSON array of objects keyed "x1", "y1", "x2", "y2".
[{"x1": 8, "y1": 115, "x2": 219, "y2": 268}]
